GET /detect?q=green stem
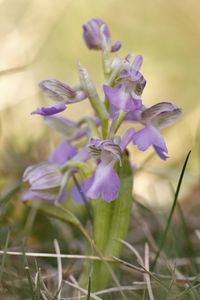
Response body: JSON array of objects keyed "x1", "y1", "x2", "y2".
[
  {"x1": 90, "y1": 153, "x2": 134, "y2": 291},
  {"x1": 92, "y1": 199, "x2": 113, "y2": 251}
]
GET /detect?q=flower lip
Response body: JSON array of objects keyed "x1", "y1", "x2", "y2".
[{"x1": 132, "y1": 125, "x2": 168, "y2": 160}]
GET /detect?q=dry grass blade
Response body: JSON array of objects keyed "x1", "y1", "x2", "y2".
[
  {"x1": 95, "y1": 283, "x2": 152, "y2": 295},
  {"x1": 116, "y1": 239, "x2": 144, "y2": 265},
  {"x1": 0, "y1": 250, "x2": 113, "y2": 261},
  {"x1": 144, "y1": 243, "x2": 155, "y2": 300},
  {"x1": 63, "y1": 276, "x2": 102, "y2": 300},
  {"x1": 0, "y1": 230, "x2": 10, "y2": 283},
  {"x1": 54, "y1": 239, "x2": 62, "y2": 300},
  {"x1": 70, "y1": 276, "x2": 82, "y2": 300},
  {"x1": 113, "y1": 256, "x2": 169, "y2": 290}
]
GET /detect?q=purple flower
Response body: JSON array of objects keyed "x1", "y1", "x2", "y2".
[
  {"x1": 22, "y1": 139, "x2": 90, "y2": 203},
  {"x1": 132, "y1": 102, "x2": 182, "y2": 160},
  {"x1": 22, "y1": 140, "x2": 76, "y2": 203},
  {"x1": 43, "y1": 115, "x2": 100, "y2": 141},
  {"x1": 39, "y1": 79, "x2": 87, "y2": 104},
  {"x1": 83, "y1": 18, "x2": 121, "y2": 52},
  {"x1": 116, "y1": 55, "x2": 146, "y2": 95},
  {"x1": 31, "y1": 79, "x2": 87, "y2": 116},
  {"x1": 73, "y1": 130, "x2": 134, "y2": 203},
  {"x1": 31, "y1": 102, "x2": 66, "y2": 116},
  {"x1": 73, "y1": 139, "x2": 121, "y2": 202},
  {"x1": 22, "y1": 161, "x2": 66, "y2": 203},
  {"x1": 104, "y1": 84, "x2": 142, "y2": 112},
  {"x1": 104, "y1": 55, "x2": 146, "y2": 113},
  {"x1": 48, "y1": 140, "x2": 77, "y2": 164},
  {"x1": 43, "y1": 115, "x2": 87, "y2": 138}
]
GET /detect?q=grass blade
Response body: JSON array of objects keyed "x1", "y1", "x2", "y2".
[
  {"x1": 0, "y1": 230, "x2": 10, "y2": 283},
  {"x1": 152, "y1": 150, "x2": 192, "y2": 269}
]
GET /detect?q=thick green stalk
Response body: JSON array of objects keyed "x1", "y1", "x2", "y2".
[
  {"x1": 89, "y1": 199, "x2": 114, "y2": 290},
  {"x1": 77, "y1": 198, "x2": 113, "y2": 290},
  {"x1": 91, "y1": 153, "x2": 133, "y2": 291},
  {"x1": 92, "y1": 199, "x2": 114, "y2": 251}
]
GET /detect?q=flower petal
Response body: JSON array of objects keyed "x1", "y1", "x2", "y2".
[
  {"x1": 153, "y1": 145, "x2": 169, "y2": 160},
  {"x1": 120, "y1": 128, "x2": 135, "y2": 151},
  {"x1": 83, "y1": 18, "x2": 110, "y2": 50},
  {"x1": 48, "y1": 140, "x2": 77, "y2": 165},
  {"x1": 131, "y1": 55, "x2": 143, "y2": 72},
  {"x1": 111, "y1": 41, "x2": 122, "y2": 52},
  {"x1": 31, "y1": 102, "x2": 66, "y2": 116},
  {"x1": 22, "y1": 190, "x2": 66, "y2": 203},
  {"x1": 104, "y1": 85, "x2": 142, "y2": 112},
  {"x1": 133, "y1": 125, "x2": 168, "y2": 156},
  {"x1": 86, "y1": 162, "x2": 120, "y2": 202},
  {"x1": 39, "y1": 79, "x2": 76, "y2": 101},
  {"x1": 141, "y1": 101, "x2": 181, "y2": 128},
  {"x1": 23, "y1": 162, "x2": 62, "y2": 189},
  {"x1": 72, "y1": 175, "x2": 93, "y2": 203}
]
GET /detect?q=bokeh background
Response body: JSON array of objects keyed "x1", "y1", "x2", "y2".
[{"x1": 0, "y1": 0, "x2": 199, "y2": 206}]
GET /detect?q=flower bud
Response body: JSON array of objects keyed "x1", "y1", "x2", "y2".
[{"x1": 83, "y1": 18, "x2": 110, "y2": 50}]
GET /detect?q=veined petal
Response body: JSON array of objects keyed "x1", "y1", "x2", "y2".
[
  {"x1": 39, "y1": 79, "x2": 76, "y2": 101},
  {"x1": 39, "y1": 79, "x2": 87, "y2": 103},
  {"x1": 89, "y1": 138, "x2": 121, "y2": 162},
  {"x1": 141, "y1": 101, "x2": 181, "y2": 128},
  {"x1": 23, "y1": 162, "x2": 62, "y2": 189},
  {"x1": 31, "y1": 102, "x2": 66, "y2": 116}
]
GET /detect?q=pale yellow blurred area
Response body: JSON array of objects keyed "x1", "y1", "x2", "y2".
[{"x1": 0, "y1": 0, "x2": 200, "y2": 206}]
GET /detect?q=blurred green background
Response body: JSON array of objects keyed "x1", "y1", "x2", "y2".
[{"x1": 0, "y1": 0, "x2": 199, "y2": 206}]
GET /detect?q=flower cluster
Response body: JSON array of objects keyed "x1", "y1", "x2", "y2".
[{"x1": 22, "y1": 18, "x2": 181, "y2": 203}]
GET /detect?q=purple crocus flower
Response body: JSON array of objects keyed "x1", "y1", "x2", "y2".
[
  {"x1": 31, "y1": 79, "x2": 87, "y2": 116},
  {"x1": 104, "y1": 55, "x2": 146, "y2": 113},
  {"x1": 83, "y1": 18, "x2": 121, "y2": 52},
  {"x1": 132, "y1": 102, "x2": 182, "y2": 160},
  {"x1": 73, "y1": 129, "x2": 135, "y2": 203}
]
